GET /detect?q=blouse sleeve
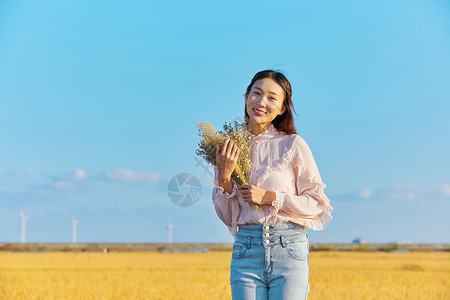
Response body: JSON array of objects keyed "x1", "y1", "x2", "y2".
[
  {"x1": 268, "y1": 136, "x2": 333, "y2": 231},
  {"x1": 212, "y1": 166, "x2": 241, "y2": 234}
]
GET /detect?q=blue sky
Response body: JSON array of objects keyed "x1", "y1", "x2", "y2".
[{"x1": 1, "y1": 0, "x2": 449, "y2": 244}]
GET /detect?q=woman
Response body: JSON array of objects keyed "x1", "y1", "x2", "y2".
[{"x1": 212, "y1": 70, "x2": 333, "y2": 299}]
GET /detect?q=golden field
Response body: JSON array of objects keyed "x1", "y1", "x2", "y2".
[{"x1": 0, "y1": 251, "x2": 448, "y2": 300}]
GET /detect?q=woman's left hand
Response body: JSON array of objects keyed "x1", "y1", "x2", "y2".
[{"x1": 237, "y1": 184, "x2": 276, "y2": 206}]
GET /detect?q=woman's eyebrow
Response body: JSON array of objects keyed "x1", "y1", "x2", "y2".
[{"x1": 253, "y1": 87, "x2": 279, "y2": 96}]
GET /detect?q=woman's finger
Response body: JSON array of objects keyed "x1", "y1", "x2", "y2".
[
  {"x1": 231, "y1": 144, "x2": 239, "y2": 159},
  {"x1": 240, "y1": 190, "x2": 248, "y2": 196},
  {"x1": 221, "y1": 137, "x2": 230, "y2": 156},
  {"x1": 239, "y1": 184, "x2": 250, "y2": 190},
  {"x1": 226, "y1": 139, "x2": 234, "y2": 158}
]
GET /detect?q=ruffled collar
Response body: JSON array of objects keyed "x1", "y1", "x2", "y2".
[{"x1": 248, "y1": 123, "x2": 278, "y2": 141}]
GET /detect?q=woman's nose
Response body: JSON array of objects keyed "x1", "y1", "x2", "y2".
[{"x1": 256, "y1": 96, "x2": 267, "y2": 106}]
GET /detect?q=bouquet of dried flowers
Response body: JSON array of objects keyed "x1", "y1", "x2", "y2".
[{"x1": 196, "y1": 118, "x2": 261, "y2": 210}]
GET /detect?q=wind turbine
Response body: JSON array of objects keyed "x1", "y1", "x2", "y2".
[
  {"x1": 72, "y1": 219, "x2": 79, "y2": 243},
  {"x1": 167, "y1": 221, "x2": 174, "y2": 244},
  {"x1": 19, "y1": 212, "x2": 28, "y2": 244}
]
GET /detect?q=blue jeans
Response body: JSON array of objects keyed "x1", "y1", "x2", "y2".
[{"x1": 230, "y1": 222, "x2": 310, "y2": 300}]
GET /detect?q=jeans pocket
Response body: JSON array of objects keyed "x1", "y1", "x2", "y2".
[
  {"x1": 284, "y1": 241, "x2": 309, "y2": 261},
  {"x1": 232, "y1": 243, "x2": 248, "y2": 259}
]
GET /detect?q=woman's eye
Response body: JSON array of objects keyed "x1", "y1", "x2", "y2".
[
  {"x1": 253, "y1": 91, "x2": 260, "y2": 95},
  {"x1": 269, "y1": 97, "x2": 276, "y2": 101}
]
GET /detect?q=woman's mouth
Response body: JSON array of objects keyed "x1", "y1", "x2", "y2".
[{"x1": 253, "y1": 108, "x2": 266, "y2": 116}]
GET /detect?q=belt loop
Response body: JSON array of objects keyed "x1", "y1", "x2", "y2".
[
  {"x1": 280, "y1": 236, "x2": 286, "y2": 248},
  {"x1": 246, "y1": 236, "x2": 252, "y2": 249}
]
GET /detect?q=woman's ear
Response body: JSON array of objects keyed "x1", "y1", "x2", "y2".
[{"x1": 279, "y1": 105, "x2": 286, "y2": 115}]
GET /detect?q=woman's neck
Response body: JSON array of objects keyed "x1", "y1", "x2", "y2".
[{"x1": 249, "y1": 122, "x2": 271, "y2": 136}]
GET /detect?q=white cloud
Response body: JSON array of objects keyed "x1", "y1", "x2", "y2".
[
  {"x1": 384, "y1": 183, "x2": 439, "y2": 202},
  {"x1": 62, "y1": 169, "x2": 87, "y2": 181},
  {"x1": 55, "y1": 181, "x2": 75, "y2": 189},
  {"x1": 105, "y1": 168, "x2": 163, "y2": 182},
  {"x1": 359, "y1": 187, "x2": 372, "y2": 198},
  {"x1": 3, "y1": 189, "x2": 23, "y2": 195},
  {"x1": 34, "y1": 189, "x2": 53, "y2": 196},
  {"x1": 388, "y1": 190, "x2": 417, "y2": 201},
  {"x1": 73, "y1": 169, "x2": 87, "y2": 180},
  {"x1": 141, "y1": 171, "x2": 163, "y2": 181},
  {"x1": 7, "y1": 169, "x2": 27, "y2": 178},
  {"x1": 340, "y1": 183, "x2": 450, "y2": 204},
  {"x1": 43, "y1": 169, "x2": 87, "y2": 190},
  {"x1": 441, "y1": 184, "x2": 450, "y2": 197}
]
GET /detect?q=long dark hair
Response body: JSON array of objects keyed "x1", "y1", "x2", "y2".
[{"x1": 245, "y1": 70, "x2": 297, "y2": 135}]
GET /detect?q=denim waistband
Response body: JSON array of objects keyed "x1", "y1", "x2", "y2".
[
  {"x1": 238, "y1": 222, "x2": 305, "y2": 231},
  {"x1": 236, "y1": 222, "x2": 307, "y2": 242}
]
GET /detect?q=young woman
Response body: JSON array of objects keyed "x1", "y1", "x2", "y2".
[{"x1": 212, "y1": 70, "x2": 333, "y2": 299}]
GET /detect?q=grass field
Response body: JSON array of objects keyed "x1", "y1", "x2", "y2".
[{"x1": 0, "y1": 251, "x2": 448, "y2": 299}]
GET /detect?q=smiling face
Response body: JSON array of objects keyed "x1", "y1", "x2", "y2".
[{"x1": 245, "y1": 78, "x2": 286, "y2": 135}]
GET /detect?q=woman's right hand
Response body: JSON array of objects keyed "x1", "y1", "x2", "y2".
[{"x1": 216, "y1": 136, "x2": 240, "y2": 182}]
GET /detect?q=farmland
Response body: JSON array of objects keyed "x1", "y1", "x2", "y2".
[{"x1": 0, "y1": 250, "x2": 448, "y2": 299}]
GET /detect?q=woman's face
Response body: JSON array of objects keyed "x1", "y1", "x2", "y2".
[{"x1": 246, "y1": 78, "x2": 286, "y2": 130}]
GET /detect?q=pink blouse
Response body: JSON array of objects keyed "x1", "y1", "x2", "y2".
[{"x1": 212, "y1": 123, "x2": 333, "y2": 238}]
